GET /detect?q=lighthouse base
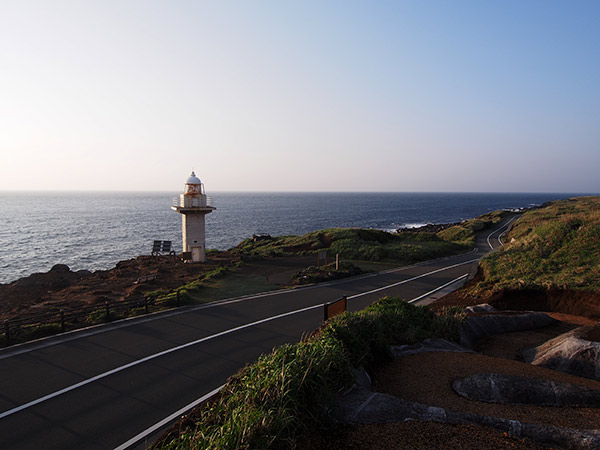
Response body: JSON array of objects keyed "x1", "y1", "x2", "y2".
[{"x1": 190, "y1": 246, "x2": 204, "y2": 262}]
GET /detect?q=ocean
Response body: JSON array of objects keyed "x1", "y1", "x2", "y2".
[{"x1": 0, "y1": 192, "x2": 590, "y2": 284}]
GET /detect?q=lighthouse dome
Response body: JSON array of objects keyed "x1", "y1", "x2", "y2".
[{"x1": 186, "y1": 171, "x2": 201, "y2": 185}]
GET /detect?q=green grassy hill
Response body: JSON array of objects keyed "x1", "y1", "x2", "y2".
[
  {"x1": 475, "y1": 196, "x2": 600, "y2": 293},
  {"x1": 233, "y1": 227, "x2": 471, "y2": 265}
]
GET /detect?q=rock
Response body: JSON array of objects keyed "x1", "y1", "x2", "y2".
[
  {"x1": 464, "y1": 304, "x2": 497, "y2": 314},
  {"x1": 50, "y1": 264, "x2": 71, "y2": 273},
  {"x1": 523, "y1": 326, "x2": 600, "y2": 381},
  {"x1": 453, "y1": 373, "x2": 600, "y2": 407},
  {"x1": 397, "y1": 223, "x2": 460, "y2": 233},
  {"x1": 460, "y1": 311, "x2": 558, "y2": 349},
  {"x1": 12, "y1": 273, "x2": 46, "y2": 289},
  {"x1": 334, "y1": 387, "x2": 425, "y2": 424},
  {"x1": 392, "y1": 338, "x2": 473, "y2": 357},
  {"x1": 49, "y1": 277, "x2": 71, "y2": 290},
  {"x1": 353, "y1": 367, "x2": 372, "y2": 390}
]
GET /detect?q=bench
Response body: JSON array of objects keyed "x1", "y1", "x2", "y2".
[{"x1": 151, "y1": 240, "x2": 175, "y2": 256}]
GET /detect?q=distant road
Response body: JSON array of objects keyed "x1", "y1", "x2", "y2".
[{"x1": 0, "y1": 215, "x2": 518, "y2": 450}]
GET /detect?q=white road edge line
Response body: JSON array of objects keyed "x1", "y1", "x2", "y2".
[
  {"x1": 113, "y1": 270, "x2": 474, "y2": 450},
  {"x1": 408, "y1": 274, "x2": 468, "y2": 304},
  {"x1": 0, "y1": 248, "x2": 476, "y2": 360},
  {"x1": 1, "y1": 258, "x2": 479, "y2": 421},
  {"x1": 499, "y1": 215, "x2": 518, "y2": 246},
  {"x1": 0, "y1": 304, "x2": 321, "y2": 420},
  {"x1": 347, "y1": 258, "x2": 477, "y2": 300},
  {"x1": 486, "y1": 215, "x2": 519, "y2": 250},
  {"x1": 112, "y1": 384, "x2": 226, "y2": 450}
]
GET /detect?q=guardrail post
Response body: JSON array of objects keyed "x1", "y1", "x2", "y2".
[
  {"x1": 105, "y1": 301, "x2": 110, "y2": 321},
  {"x1": 60, "y1": 310, "x2": 65, "y2": 332},
  {"x1": 4, "y1": 320, "x2": 10, "y2": 344},
  {"x1": 145, "y1": 298, "x2": 149, "y2": 314},
  {"x1": 176, "y1": 290, "x2": 181, "y2": 307}
]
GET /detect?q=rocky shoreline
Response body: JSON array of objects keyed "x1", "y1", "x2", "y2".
[
  {"x1": 0, "y1": 252, "x2": 238, "y2": 323},
  {"x1": 396, "y1": 222, "x2": 461, "y2": 233}
]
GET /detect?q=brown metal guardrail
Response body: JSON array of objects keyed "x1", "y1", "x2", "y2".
[{"x1": 324, "y1": 295, "x2": 347, "y2": 321}]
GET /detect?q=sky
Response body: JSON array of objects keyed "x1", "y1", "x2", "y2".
[{"x1": 1, "y1": 1, "x2": 599, "y2": 193}]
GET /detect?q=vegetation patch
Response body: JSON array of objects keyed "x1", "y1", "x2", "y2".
[
  {"x1": 152, "y1": 265, "x2": 232, "y2": 305},
  {"x1": 291, "y1": 262, "x2": 365, "y2": 285},
  {"x1": 437, "y1": 211, "x2": 508, "y2": 247},
  {"x1": 233, "y1": 227, "x2": 472, "y2": 265},
  {"x1": 473, "y1": 197, "x2": 600, "y2": 293},
  {"x1": 180, "y1": 272, "x2": 278, "y2": 302},
  {"x1": 154, "y1": 297, "x2": 463, "y2": 450}
]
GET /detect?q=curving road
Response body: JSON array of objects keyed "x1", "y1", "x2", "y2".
[{"x1": 0, "y1": 215, "x2": 518, "y2": 450}]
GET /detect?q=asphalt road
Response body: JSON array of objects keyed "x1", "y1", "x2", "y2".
[{"x1": 0, "y1": 215, "x2": 518, "y2": 450}]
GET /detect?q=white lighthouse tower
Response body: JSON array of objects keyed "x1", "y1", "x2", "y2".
[{"x1": 171, "y1": 171, "x2": 216, "y2": 262}]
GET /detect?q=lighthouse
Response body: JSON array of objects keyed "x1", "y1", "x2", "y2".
[{"x1": 171, "y1": 171, "x2": 216, "y2": 262}]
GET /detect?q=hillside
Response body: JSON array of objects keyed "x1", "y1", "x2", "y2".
[
  {"x1": 435, "y1": 196, "x2": 600, "y2": 316},
  {"x1": 232, "y1": 221, "x2": 493, "y2": 265},
  {"x1": 480, "y1": 196, "x2": 600, "y2": 291}
]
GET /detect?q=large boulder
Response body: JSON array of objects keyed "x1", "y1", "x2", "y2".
[
  {"x1": 523, "y1": 325, "x2": 600, "y2": 381},
  {"x1": 460, "y1": 309, "x2": 558, "y2": 349},
  {"x1": 453, "y1": 373, "x2": 600, "y2": 407}
]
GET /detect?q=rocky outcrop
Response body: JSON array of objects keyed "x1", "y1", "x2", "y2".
[
  {"x1": 460, "y1": 309, "x2": 558, "y2": 349},
  {"x1": 396, "y1": 223, "x2": 460, "y2": 233},
  {"x1": 392, "y1": 338, "x2": 473, "y2": 357},
  {"x1": 523, "y1": 325, "x2": 600, "y2": 381},
  {"x1": 453, "y1": 373, "x2": 600, "y2": 407},
  {"x1": 0, "y1": 254, "x2": 237, "y2": 322}
]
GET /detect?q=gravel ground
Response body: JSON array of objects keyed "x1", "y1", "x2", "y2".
[
  {"x1": 310, "y1": 421, "x2": 551, "y2": 449},
  {"x1": 311, "y1": 313, "x2": 600, "y2": 449},
  {"x1": 375, "y1": 351, "x2": 600, "y2": 430}
]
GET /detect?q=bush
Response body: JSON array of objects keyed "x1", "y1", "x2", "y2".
[{"x1": 156, "y1": 297, "x2": 463, "y2": 449}]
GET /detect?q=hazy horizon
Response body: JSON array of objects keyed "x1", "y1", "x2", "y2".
[
  {"x1": 2, "y1": 1, "x2": 599, "y2": 193},
  {"x1": 1, "y1": 189, "x2": 598, "y2": 195}
]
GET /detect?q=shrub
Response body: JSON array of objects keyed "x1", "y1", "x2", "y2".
[{"x1": 156, "y1": 297, "x2": 463, "y2": 450}]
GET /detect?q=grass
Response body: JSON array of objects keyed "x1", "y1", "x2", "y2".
[
  {"x1": 437, "y1": 210, "x2": 508, "y2": 246},
  {"x1": 470, "y1": 196, "x2": 600, "y2": 293},
  {"x1": 154, "y1": 297, "x2": 463, "y2": 450},
  {"x1": 147, "y1": 265, "x2": 278, "y2": 307},
  {"x1": 183, "y1": 272, "x2": 278, "y2": 301},
  {"x1": 291, "y1": 262, "x2": 365, "y2": 285},
  {"x1": 233, "y1": 227, "x2": 472, "y2": 265}
]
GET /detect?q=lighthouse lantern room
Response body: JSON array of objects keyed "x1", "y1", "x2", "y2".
[{"x1": 172, "y1": 171, "x2": 216, "y2": 262}]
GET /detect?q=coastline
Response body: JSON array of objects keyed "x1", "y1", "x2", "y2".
[{"x1": 0, "y1": 192, "x2": 583, "y2": 285}]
